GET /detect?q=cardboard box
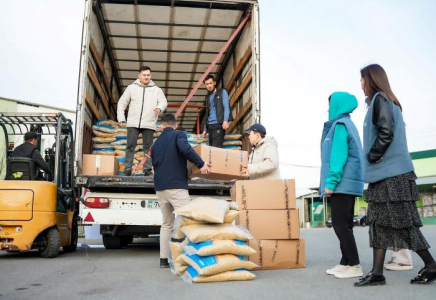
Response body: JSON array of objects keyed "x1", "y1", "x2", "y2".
[
  {"x1": 249, "y1": 239, "x2": 306, "y2": 270},
  {"x1": 238, "y1": 209, "x2": 300, "y2": 239},
  {"x1": 190, "y1": 144, "x2": 248, "y2": 180},
  {"x1": 231, "y1": 179, "x2": 296, "y2": 210},
  {"x1": 82, "y1": 154, "x2": 119, "y2": 176}
]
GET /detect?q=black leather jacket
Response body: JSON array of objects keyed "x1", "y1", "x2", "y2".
[{"x1": 367, "y1": 94, "x2": 394, "y2": 163}]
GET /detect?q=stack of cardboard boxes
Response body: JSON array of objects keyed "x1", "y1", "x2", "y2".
[{"x1": 231, "y1": 179, "x2": 306, "y2": 270}]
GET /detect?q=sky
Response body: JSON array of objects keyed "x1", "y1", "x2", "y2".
[{"x1": 1, "y1": 0, "x2": 435, "y2": 195}]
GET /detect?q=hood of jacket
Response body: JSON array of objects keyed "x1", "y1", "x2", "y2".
[
  {"x1": 328, "y1": 92, "x2": 358, "y2": 121},
  {"x1": 256, "y1": 136, "x2": 278, "y2": 148},
  {"x1": 133, "y1": 79, "x2": 156, "y2": 87}
]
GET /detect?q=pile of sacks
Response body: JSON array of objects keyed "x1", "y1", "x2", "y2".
[
  {"x1": 169, "y1": 198, "x2": 257, "y2": 284},
  {"x1": 186, "y1": 133, "x2": 243, "y2": 149},
  {"x1": 185, "y1": 133, "x2": 204, "y2": 147},
  {"x1": 91, "y1": 119, "x2": 162, "y2": 175},
  {"x1": 222, "y1": 133, "x2": 243, "y2": 150}
]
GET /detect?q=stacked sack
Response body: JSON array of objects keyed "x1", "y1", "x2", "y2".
[
  {"x1": 185, "y1": 133, "x2": 204, "y2": 147},
  {"x1": 223, "y1": 133, "x2": 243, "y2": 150},
  {"x1": 198, "y1": 133, "x2": 243, "y2": 149},
  {"x1": 169, "y1": 198, "x2": 257, "y2": 284},
  {"x1": 92, "y1": 119, "x2": 119, "y2": 156},
  {"x1": 92, "y1": 119, "x2": 164, "y2": 175}
]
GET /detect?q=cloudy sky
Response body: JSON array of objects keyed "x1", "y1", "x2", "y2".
[{"x1": 1, "y1": 0, "x2": 435, "y2": 194}]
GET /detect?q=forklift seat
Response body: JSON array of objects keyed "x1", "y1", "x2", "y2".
[{"x1": 6, "y1": 157, "x2": 39, "y2": 180}]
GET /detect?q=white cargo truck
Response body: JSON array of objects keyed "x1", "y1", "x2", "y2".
[{"x1": 74, "y1": 0, "x2": 260, "y2": 249}]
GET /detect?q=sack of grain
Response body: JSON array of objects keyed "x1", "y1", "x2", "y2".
[
  {"x1": 176, "y1": 253, "x2": 257, "y2": 276},
  {"x1": 182, "y1": 267, "x2": 255, "y2": 284},
  {"x1": 174, "y1": 198, "x2": 230, "y2": 224},
  {"x1": 181, "y1": 224, "x2": 252, "y2": 243},
  {"x1": 183, "y1": 240, "x2": 256, "y2": 256}
]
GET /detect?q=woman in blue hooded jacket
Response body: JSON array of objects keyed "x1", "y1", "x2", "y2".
[
  {"x1": 355, "y1": 64, "x2": 436, "y2": 287},
  {"x1": 320, "y1": 92, "x2": 364, "y2": 279}
]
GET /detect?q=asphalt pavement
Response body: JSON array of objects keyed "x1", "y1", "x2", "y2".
[{"x1": 1, "y1": 226, "x2": 435, "y2": 300}]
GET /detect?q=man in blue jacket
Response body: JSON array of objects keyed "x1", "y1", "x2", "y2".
[
  {"x1": 151, "y1": 113, "x2": 210, "y2": 268},
  {"x1": 201, "y1": 74, "x2": 233, "y2": 147}
]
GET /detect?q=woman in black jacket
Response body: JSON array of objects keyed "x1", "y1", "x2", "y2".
[{"x1": 355, "y1": 64, "x2": 436, "y2": 287}]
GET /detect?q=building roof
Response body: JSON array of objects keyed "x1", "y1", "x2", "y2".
[
  {"x1": 0, "y1": 96, "x2": 75, "y2": 114},
  {"x1": 410, "y1": 149, "x2": 436, "y2": 160}
]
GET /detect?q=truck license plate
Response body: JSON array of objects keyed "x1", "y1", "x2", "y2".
[{"x1": 147, "y1": 200, "x2": 160, "y2": 209}]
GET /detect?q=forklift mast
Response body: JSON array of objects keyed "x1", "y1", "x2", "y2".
[{"x1": 0, "y1": 112, "x2": 76, "y2": 210}]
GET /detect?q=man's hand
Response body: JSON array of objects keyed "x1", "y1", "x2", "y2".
[
  {"x1": 154, "y1": 108, "x2": 161, "y2": 115},
  {"x1": 201, "y1": 131, "x2": 207, "y2": 138},
  {"x1": 241, "y1": 165, "x2": 249, "y2": 177},
  {"x1": 200, "y1": 163, "x2": 211, "y2": 174},
  {"x1": 118, "y1": 121, "x2": 126, "y2": 127},
  {"x1": 324, "y1": 187, "x2": 333, "y2": 195},
  {"x1": 222, "y1": 121, "x2": 229, "y2": 130}
]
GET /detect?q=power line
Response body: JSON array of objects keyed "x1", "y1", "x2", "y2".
[{"x1": 279, "y1": 162, "x2": 320, "y2": 168}]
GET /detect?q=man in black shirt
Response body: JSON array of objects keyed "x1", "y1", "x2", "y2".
[{"x1": 12, "y1": 131, "x2": 51, "y2": 175}]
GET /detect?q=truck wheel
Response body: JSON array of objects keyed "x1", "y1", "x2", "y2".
[
  {"x1": 39, "y1": 228, "x2": 60, "y2": 258},
  {"x1": 102, "y1": 235, "x2": 122, "y2": 249},
  {"x1": 63, "y1": 221, "x2": 78, "y2": 253},
  {"x1": 121, "y1": 235, "x2": 134, "y2": 247}
]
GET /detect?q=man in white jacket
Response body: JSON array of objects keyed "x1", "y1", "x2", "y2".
[
  {"x1": 117, "y1": 66, "x2": 167, "y2": 176},
  {"x1": 241, "y1": 123, "x2": 281, "y2": 180}
]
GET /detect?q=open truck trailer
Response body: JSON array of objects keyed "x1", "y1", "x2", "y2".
[{"x1": 74, "y1": 0, "x2": 260, "y2": 249}]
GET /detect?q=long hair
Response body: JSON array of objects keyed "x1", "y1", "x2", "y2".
[{"x1": 360, "y1": 64, "x2": 402, "y2": 110}]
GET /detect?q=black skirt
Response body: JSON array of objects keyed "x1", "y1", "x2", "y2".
[{"x1": 366, "y1": 171, "x2": 430, "y2": 251}]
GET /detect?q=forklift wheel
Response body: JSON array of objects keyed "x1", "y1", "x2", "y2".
[
  {"x1": 39, "y1": 228, "x2": 60, "y2": 258},
  {"x1": 102, "y1": 235, "x2": 122, "y2": 249},
  {"x1": 63, "y1": 221, "x2": 78, "y2": 253}
]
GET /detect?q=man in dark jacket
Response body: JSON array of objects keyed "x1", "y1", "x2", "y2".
[
  {"x1": 151, "y1": 113, "x2": 210, "y2": 268},
  {"x1": 12, "y1": 131, "x2": 51, "y2": 176},
  {"x1": 201, "y1": 74, "x2": 233, "y2": 147}
]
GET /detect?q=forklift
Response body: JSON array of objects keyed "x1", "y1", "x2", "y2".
[{"x1": 0, "y1": 112, "x2": 78, "y2": 258}]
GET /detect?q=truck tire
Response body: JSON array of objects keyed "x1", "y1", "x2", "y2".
[
  {"x1": 102, "y1": 235, "x2": 122, "y2": 249},
  {"x1": 121, "y1": 235, "x2": 134, "y2": 247},
  {"x1": 39, "y1": 228, "x2": 60, "y2": 258},
  {"x1": 63, "y1": 221, "x2": 78, "y2": 253}
]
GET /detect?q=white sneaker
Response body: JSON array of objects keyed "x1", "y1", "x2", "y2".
[
  {"x1": 334, "y1": 265, "x2": 364, "y2": 279},
  {"x1": 326, "y1": 265, "x2": 348, "y2": 275},
  {"x1": 384, "y1": 262, "x2": 413, "y2": 271}
]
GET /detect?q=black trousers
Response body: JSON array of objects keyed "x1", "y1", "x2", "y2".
[
  {"x1": 125, "y1": 127, "x2": 154, "y2": 171},
  {"x1": 330, "y1": 193, "x2": 360, "y2": 266},
  {"x1": 207, "y1": 123, "x2": 225, "y2": 148}
]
